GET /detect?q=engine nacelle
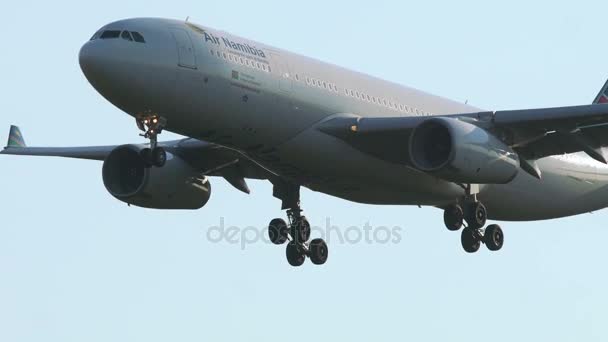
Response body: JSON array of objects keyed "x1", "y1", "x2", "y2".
[
  {"x1": 409, "y1": 117, "x2": 519, "y2": 184},
  {"x1": 102, "y1": 145, "x2": 211, "y2": 209}
]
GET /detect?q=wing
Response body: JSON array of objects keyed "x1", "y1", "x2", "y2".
[
  {"x1": 1, "y1": 126, "x2": 273, "y2": 193},
  {"x1": 319, "y1": 101, "x2": 608, "y2": 175}
]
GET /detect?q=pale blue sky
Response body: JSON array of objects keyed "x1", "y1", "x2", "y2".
[{"x1": 1, "y1": 0, "x2": 608, "y2": 341}]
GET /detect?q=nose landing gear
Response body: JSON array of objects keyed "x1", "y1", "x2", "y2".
[
  {"x1": 136, "y1": 115, "x2": 167, "y2": 167},
  {"x1": 443, "y1": 185, "x2": 504, "y2": 253}
]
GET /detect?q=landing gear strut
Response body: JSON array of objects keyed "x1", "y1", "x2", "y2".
[
  {"x1": 136, "y1": 114, "x2": 167, "y2": 167},
  {"x1": 268, "y1": 182, "x2": 328, "y2": 266},
  {"x1": 443, "y1": 184, "x2": 504, "y2": 253}
]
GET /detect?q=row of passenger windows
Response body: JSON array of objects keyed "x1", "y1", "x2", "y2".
[
  {"x1": 91, "y1": 30, "x2": 146, "y2": 43},
  {"x1": 210, "y1": 49, "x2": 271, "y2": 73},
  {"x1": 293, "y1": 73, "x2": 431, "y2": 115},
  {"x1": 305, "y1": 76, "x2": 340, "y2": 93},
  {"x1": 342, "y1": 87, "x2": 430, "y2": 115}
]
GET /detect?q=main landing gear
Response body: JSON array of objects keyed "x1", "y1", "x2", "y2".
[
  {"x1": 443, "y1": 185, "x2": 504, "y2": 253},
  {"x1": 136, "y1": 115, "x2": 167, "y2": 168},
  {"x1": 268, "y1": 183, "x2": 328, "y2": 266}
]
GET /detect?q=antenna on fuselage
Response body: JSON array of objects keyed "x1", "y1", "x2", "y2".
[{"x1": 185, "y1": 16, "x2": 190, "y2": 22}]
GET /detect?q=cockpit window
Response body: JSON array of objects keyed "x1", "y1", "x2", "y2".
[
  {"x1": 100, "y1": 30, "x2": 121, "y2": 39},
  {"x1": 121, "y1": 31, "x2": 133, "y2": 41},
  {"x1": 91, "y1": 29, "x2": 145, "y2": 43},
  {"x1": 90, "y1": 30, "x2": 103, "y2": 41},
  {"x1": 131, "y1": 31, "x2": 146, "y2": 43}
]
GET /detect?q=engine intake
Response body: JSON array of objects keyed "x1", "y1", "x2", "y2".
[
  {"x1": 102, "y1": 145, "x2": 211, "y2": 209},
  {"x1": 409, "y1": 117, "x2": 519, "y2": 184}
]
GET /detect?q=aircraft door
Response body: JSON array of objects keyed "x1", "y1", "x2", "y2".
[
  {"x1": 270, "y1": 52, "x2": 292, "y2": 93},
  {"x1": 171, "y1": 28, "x2": 197, "y2": 69}
]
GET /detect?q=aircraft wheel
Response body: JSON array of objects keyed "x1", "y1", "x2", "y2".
[
  {"x1": 140, "y1": 148, "x2": 153, "y2": 167},
  {"x1": 286, "y1": 242, "x2": 306, "y2": 267},
  {"x1": 268, "y1": 218, "x2": 288, "y2": 245},
  {"x1": 466, "y1": 202, "x2": 487, "y2": 229},
  {"x1": 309, "y1": 238, "x2": 329, "y2": 265},
  {"x1": 444, "y1": 204, "x2": 464, "y2": 231},
  {"x1": 291, "y1": 217, "x2": 311, "y2": 243},
  {"x1": 484, "y1": 224, "x2": 504, "y2": 251},
  {"x1": 461, "y1": 227, "x2": 481, "y2": 253},
  {"x1": 152, "y1": 147, "x2": 167, "y2": 167}
]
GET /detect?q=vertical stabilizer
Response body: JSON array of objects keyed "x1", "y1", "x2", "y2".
[{"x1": 593, "y1": 79, "x2": 608, "y2": 104}]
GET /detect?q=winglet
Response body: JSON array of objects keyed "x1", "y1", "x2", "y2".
[
  {"x1": 6, "y1": 125, "x2": 26, "y2": 148},
  {"x1": 593, "y1": 79, "x2": 608, "y2": 104}
]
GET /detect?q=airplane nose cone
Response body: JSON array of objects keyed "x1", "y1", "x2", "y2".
[
  {"x1": 78, "y1": 38, "x2": 178, "y2": 117},
  {"x1": 79, "y1": 42, "x2": 103, "y2": 83}
]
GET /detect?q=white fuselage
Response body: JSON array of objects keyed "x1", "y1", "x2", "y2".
[{"x1": 79, "y1": 18, "x2": 608, "y2": 221}]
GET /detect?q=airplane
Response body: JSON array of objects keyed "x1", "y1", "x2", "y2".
[{"x1": 4, "y1": 17, "x2": 608, "y2": 266}]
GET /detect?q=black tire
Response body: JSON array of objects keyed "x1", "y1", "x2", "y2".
[
  {"x1": 444, "y1": 204, "x2": 464, "y2": 231},
  {"x1": 465, "y1": 202, "x2": 487, "y2": 229},
  {"x1": 291, "y1": 217, "x2": 311, "y2": 243},
  {"x1": 461, "y1": 228, "x2": 481, "y2": 253},
  {"x1": 286, "y1": 242, "x2": 305, "y2": 267},
  {"x1": 140, "y1": 148, "x2": 153, "y2": 167},
  {"x1": 309, "y1": 238, "x2": 329, "y2": 265},
  {"x1": 268, "y1": 218, "x2": 288, "y2": 245},
  {"x1": 152, "y1": 147, "x2": 167, "y2": 167},
  {"x1": 484, "y1": 224, "x2": 504, "y2": 251}
]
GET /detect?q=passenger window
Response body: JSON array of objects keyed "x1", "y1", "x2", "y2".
[
  {"x1": 223, "y1": 52, "x2": 227, "y2": 59},
  {"x1": 131, "y1": 32, "x2": 146, "y2": 43},
  {"x1": 100, "y1": 30, "x2": 121, "y2": 39},
  {"x1": 121, "y1": 31, "x2": 133, "y2": 41}
]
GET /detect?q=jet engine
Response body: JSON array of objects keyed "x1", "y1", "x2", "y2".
[
  {"x1": 408, "y1": 117, "x2": 519, "y2": 184},
  {"x1": 102, "y1": 145, "x2": 211, "y2": 209}
]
